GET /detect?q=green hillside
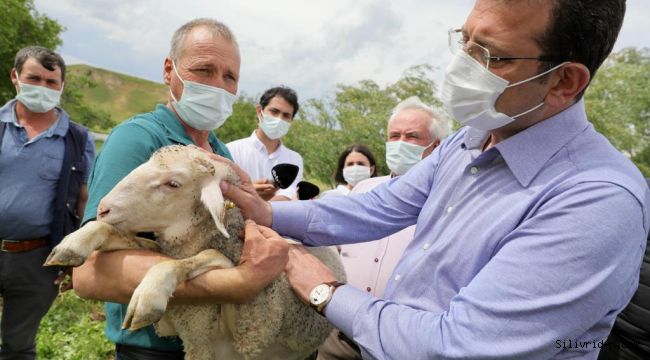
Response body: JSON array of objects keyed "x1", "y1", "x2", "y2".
[{"x1": 68, "y1": 64, "x2": 168, "y2": 124}]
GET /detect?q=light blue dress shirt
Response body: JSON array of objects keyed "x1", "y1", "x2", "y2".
[
  {"x1": 272, "y1": 100, "x2": 649, "y2": 359},
  {"x1": 0, "y1": 99, "x2": 95, "y2": 239}
]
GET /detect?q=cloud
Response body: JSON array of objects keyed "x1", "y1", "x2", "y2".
[
  {"x1": 61, "y1": 53, "x2": 92, "y2": 66},
  {"x1": 33, "y1": 0, "x2": 650, "y2": 101}
]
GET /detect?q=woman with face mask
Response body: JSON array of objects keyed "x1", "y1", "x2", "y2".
[{"x1": 321, "y1": 144, "x2": 378, "y2": 198}]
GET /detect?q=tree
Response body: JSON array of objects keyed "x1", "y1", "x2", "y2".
[
  {"x1": 0, "y1": 0, "x2": 63, "y2": 103},
  {"x1": 585, "y1": 47, "x2": 650, "y2": 175},
  {"x1": 60, "y1": 70, "x2": 115, "y2": 131},
  {"x1": 215, "y1": 94, "x2": 258, "y2": 143},
  {"x1": 287, "y1": 64, "x2": 441, "y2": 186}
]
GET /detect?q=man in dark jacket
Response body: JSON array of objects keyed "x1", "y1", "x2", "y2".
[
  {"x1": 0, "y1": 46, "x2": 95, "y2": 360},
  {"x1": 599, "y1": 179, "x2": 650, "y2": 360}
]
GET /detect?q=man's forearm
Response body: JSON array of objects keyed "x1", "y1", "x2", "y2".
[
  {"x1": 73, "y1": 250, "x2": 170, "y2": 304},
  {"x1": 73, "y1": 250, "x2": 270, "y2": 305}
]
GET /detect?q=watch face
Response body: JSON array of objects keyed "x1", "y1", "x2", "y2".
[{"x1": 310, "y1": 284, "x2": 331, "y2": 306}]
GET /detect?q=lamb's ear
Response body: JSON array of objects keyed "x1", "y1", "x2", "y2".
[{"x1": 200, "y1": 178, "x2": 230, "y2": 238}]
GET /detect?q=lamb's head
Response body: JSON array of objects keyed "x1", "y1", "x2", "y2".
[{"x1": 96, "y1": 145, "x2": 238, "y2": 239}]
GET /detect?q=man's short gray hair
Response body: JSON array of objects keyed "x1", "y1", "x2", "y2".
[
  {"x1": 388, "y1": 96, "x2": 451, "y2": 141},
  {"x1": 169, "y1": 18, "x2": 238, "y2": 62}
]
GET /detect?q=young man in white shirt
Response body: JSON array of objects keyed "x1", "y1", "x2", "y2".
[{"x1": 227, "y1": 86, "x2": 303, "y2": 201}]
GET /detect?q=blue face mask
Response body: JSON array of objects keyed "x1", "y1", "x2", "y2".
[
  {"x1": 441, "y1": 51, "x2": 569, "y2": 131},
  {"x1": 170, "y1": 61, "x2": 236, "y2": 131},
  {"x1": 259, "y1": 113, "x2": 291, "y2": 139},
  {"x1": 15, "y1": 75, "x2": 63, "y2": 113},
  {"x1": 385, "y1": 140, "x2": 432, "y2": 176},
  {"x1": 343, "y1": 165, "x2": 371, "y2": 186}
]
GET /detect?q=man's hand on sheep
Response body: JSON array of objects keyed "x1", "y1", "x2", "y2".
[
  {"x1": 253, "y1": 178, "x2": 279, "y2": 201},
  {"x1": 193, "y1": 146, "x2": 274, "y2": 226},
  {"x1": 239, "y1": 220, "x2": 290, "y2": 288},
  {"x1": 284, "y1": 245, "x2": 339, "y2": 305}
]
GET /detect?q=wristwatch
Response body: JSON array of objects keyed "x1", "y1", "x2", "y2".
[{"x1": 309, "y1": 281, "x2": 344, "y2": 315}]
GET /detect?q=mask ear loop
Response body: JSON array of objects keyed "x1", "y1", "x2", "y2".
[
  {"x1": 512, "y1": 101, "x2": 545, "y2": 119},
  {"x1": 171, "y1": 61, "x2": 184, "y2": 83},
  {"x1": 169, "y1": 61, "x2": 185, "y2": 104},
  {"x1": 506, "y1": 61, "x2": 570, "y2": 88},
  {"x1": 507, "y1": 61, "x2": 570, "y2": 119}
]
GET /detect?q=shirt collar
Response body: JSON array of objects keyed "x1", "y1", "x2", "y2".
[
  {"x1": 251, "y1": 130, "x2": 284, "y2": 155},
  {"x1": 155, "y1": 104, "x2": 220, "y2": 147},
  {"x1": 463, "y1": 99, "x2": 589, "y2": 187},
  {"x1": 1, "y1": 99, "x2": 69, "y2": 138}
]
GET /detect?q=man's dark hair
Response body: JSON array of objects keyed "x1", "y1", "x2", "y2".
[
  {"x1": 334, "y1": 143, "x2": 378, "y2": 185},
  {"x1": 537, "y1": 0, "x2": 626, "y2": 99},
  {"x1": 14, "y1": 46, "x2": 66, "y2": 82},
  {"x1": 259, "y1": 86, "x2": 300, "y2": 118}
]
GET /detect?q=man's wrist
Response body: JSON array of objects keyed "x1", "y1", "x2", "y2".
[{"x1": 309, "y1": 281, "x2": 344, "y2": 315}]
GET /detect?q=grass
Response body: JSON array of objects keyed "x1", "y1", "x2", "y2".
[
  {"x1": 68, "y1": 64, "x2": 168, "y2": 123},
  {"x1": 36, "y1": 291, "x2": 114, "y2": 360}
]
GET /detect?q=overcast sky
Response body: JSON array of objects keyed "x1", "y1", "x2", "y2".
[{"x1": 34, "y1": 0, "x2": 650, "y2": 102}]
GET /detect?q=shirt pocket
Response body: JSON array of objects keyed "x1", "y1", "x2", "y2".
[{"x1": 38, "y1": 154, "x2": 63, "y2": 180}]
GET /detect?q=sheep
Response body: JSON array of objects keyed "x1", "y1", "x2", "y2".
[{"x1": 45, "y1": 144, "x2": 346, "y2": 360}]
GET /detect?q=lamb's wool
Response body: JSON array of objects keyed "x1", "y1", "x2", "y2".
[{"x1": 48, "y1": 145, "x2": 346, "y2": 360}]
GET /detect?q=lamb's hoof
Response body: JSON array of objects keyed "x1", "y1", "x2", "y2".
[
  {"x1": 122, "y1": 287, "x2": 168, "y2": 331},
  {"x1": 44, "y1": 247, "x2": 87, "y2": 267},
  {"x1": 123, "y1": 306, "x2": 165, "y2": 331}
]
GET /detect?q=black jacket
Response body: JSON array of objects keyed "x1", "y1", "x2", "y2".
[{"x1": 608, "y1": 179, "x2": 650, "y2": 352}]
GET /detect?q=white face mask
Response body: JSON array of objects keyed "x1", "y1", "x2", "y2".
[
  {"x1": 343, "y1": 165, "x2": 371, "y2": 187},
  {"x1": 170, "y1": 61, "x2": 236, "y2": 131},
  {"x1": 15, "y1": 75, "x2": 62, "y2": 113},
  {"x1": 440, "y1": 51, "x2": 567, "y2": 131},
  {"x1": 259, "y1": 113, "x2": 291, "y2": 139},
  {"x1": 386, "y1": 140, "x2": 431, "y2": 176}
]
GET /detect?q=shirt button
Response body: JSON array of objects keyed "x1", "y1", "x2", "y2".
[
  {"x1": 366, "y1": 287, "x2": 372, "y2": 292},
  {"x1": 423, "y1": 243, "x2": 430, "y2": 250},
  {"x1": 470, "y1": 166, "x2": 479, "y2": 175},
  {"x1": 374, "y1": 258, "x2": 379, "y2": 263},
  {"x1": 447, "y1": 206, "x2": 453, "y2": 213},
  {"x1": 394, "y1": 274, "x2": 401, "y2": 281}
]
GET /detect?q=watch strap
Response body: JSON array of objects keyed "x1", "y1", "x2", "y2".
[{"x1": 315, "y1": 281, "x2": 345, "y2": 315}]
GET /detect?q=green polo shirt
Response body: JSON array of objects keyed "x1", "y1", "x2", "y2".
[{"x1": 82, "y1": 104, "x2": 232, "y2": 351}]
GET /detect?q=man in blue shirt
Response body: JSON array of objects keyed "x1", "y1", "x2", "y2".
[
  {"x1": 0, "y1": 46, "x2": 95, "y2": 360},
  {"x1": 219, "y1": 1, "x2": 650, "y2": 358}
]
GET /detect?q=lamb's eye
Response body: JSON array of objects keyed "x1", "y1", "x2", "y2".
[{"x1": 166, "y1": 180, "x2": 181, "y2": 188}]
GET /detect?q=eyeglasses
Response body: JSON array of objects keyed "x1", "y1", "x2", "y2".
[{"x1": 447, "y1": 28, "x2": 562, "y2": 69}]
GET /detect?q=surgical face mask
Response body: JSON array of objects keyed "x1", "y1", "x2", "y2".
[
  {"x1": 170, "y1": 61, "x2": 236, "y2": 131},
  {"x1": 343, "y1": 165, "x2": 371, "y2": 187},
  {"x1": 15, "y1": 76, "x2": 62, "y2": 113},
  {"x1": 440, "y1": 51, "x2": 568, "y2": 131},
  {"x1": 259, "y1": 113, "x2": 291, "y2": 139},
  {"x1": 386, "y1": 140, "x2": 431, "y2": 176}
]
